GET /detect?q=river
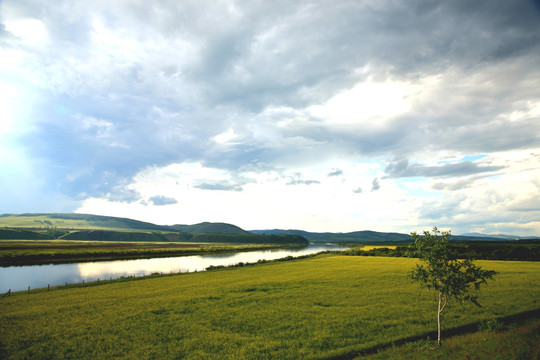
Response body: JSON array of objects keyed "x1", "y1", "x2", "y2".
[{"x1": 0, "y1": 243, "x2": 346, "y2": 293}]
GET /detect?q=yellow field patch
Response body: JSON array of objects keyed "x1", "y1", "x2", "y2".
[{"x1": 361, "y1": 245, "x2": 397, "y2": 251}]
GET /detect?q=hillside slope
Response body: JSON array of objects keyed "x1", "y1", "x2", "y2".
[
  {"x1": 0, "y1": 213, "x2": 171, "y2": 231},
  {"x1": 0, "y1": 213, "x2": 308, "y2": 245},
  {"x1": 170, "y1": 222, "x2": 249, "y2": 235},
  {"x1": 0, "y1": 214, "x2": 248, "y2": 235}
]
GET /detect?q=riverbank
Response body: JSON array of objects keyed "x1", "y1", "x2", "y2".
[
  {"x1": 0, "y1": 243, "x2": 344, "y2": 292},
  {"x1": 0, "y1": 240, "x2": 292, "y2": 266}
]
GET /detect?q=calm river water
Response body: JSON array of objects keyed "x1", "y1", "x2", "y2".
[{"x1": 0, "y1": 243, "x2": 346, "y2": 293}]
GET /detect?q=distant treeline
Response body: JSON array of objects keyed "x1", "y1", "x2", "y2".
[
  {"x1": 342, "y1": 242, "x2": 540, "y2": 261},
  {"x1": 62, "y1": 230, "x2": 192, "y2": 242},
  {"x1": 188, "y1": 233, "x2": 308, "y2": 245},
  {"x1": 0, "y1": 228, "x2": 309, "y2": 246},
  {"x1": 0, "y1": 228, "x2": 49, "y2": 240},
  {"x1": 60, "y1": 230, "x2": 308, "y2": 245}
]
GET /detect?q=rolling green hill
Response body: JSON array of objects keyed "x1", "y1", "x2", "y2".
[
  {"x1": 170, "y1": 222, "x2": 249, "y2": 235},
  {"x1": 0, "y1": 213, "x2": 171, "y2": 231},
  {"x1": 0, "y1": 214, "x2": 249, "y2": 235},
  {"x1": 0, "y1": 214, "x2": 308, "y2": 246}
]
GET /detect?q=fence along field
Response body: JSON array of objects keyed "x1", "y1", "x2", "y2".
[{"x1": 0, "y1": 255, "x2": 538, "y2": 359}]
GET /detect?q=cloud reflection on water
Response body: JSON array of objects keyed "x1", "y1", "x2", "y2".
[{"x1": 1, "y1": 244, "x2": 344, "y2": 292}]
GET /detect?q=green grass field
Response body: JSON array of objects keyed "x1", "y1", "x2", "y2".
[
  {"x1": 0, "y1": 255, "x2": 538, "y2": 359},
  {"x1": 363, "y1": 318, "x2": 540, "y2": 359}
]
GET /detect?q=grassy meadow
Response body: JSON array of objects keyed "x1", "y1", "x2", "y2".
[
  {"x1": 0, "y1": 255, "x2": 538, "y2": 359},
  {"x1": 362, "y1": 317, "x2": 540, "y2": 359},
  {"x1": 0, "y1": 214, "x2": 137, "y2": 230}
]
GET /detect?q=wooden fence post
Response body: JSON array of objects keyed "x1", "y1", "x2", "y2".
[
  {"x1": 48, "y1": 284, "x2": 50, "y2": 291},
  {"x1": 28, "y1": 286, "x2": 30, "y2": 294}
]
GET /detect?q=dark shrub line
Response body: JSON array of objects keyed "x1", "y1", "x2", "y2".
[{"x1": 341, "y1": 243, "x2": 540, "y2": 261}]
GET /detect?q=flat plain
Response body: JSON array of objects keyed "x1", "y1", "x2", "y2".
[{"x1": 0, "y1": 255, "x2": 538, "y2": 359}]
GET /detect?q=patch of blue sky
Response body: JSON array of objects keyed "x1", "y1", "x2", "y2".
[
  {"x1": 396, "y1": 179, "x2": 437, "y2": 198},
  {"x1": 398, "y1": 176, "x2": 424, "y2": 183},
  {"x1": 486, "y1": 175, "x2": 502, "y2": 181},
  {"x1": 460, "y1": 154, "x2": 488, "y2": 162},
  {"x1": 437, "y1": 154, "x2": 488, "y2": 165}
]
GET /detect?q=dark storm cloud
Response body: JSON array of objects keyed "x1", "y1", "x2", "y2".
[
  {"x1": 327, "y1": 169, "x2": 343, "y2": 177},
  {"x1": 195, "y1": 183, "x2": 244, "y2": 192},
  {"x1": 371, "y1": 178, "x2": 380, "y2": 192},
  {"x1": 384, "y1": 159, "x2": 504, "y2": 179},
  {"x1": 286, "y1": 179, "x2": 320, "y2": 186},
  {"x1": 286, "y1": 173, "x2": 320, "y2": 186},
  {"x1": 441, "y1": 117, "x2": 540, "y2": 154},
  {"x1": 148, "y1": 195, "x2": 178, "y2": 206}
]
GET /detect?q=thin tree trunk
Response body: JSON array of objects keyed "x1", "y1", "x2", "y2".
[
  {"x1": 438, "y1": 291, "x2": 442, "y2": 346},
  {"x1": 437, "y1": 291, "x2": 447, "y2": 346}
]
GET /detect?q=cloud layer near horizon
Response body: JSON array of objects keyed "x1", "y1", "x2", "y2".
[{"x1": 1, "y1": 0, "x2": 539, "y2": 235}]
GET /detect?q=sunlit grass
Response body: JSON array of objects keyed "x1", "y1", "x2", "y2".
[
  {"x1": 0, "y1": 214, "x2": 126, "y2": 230},
  {"x1": 360, "y1": 245, "x2": 397, "y2": 251},
  {"x1": 0, "y1": 256, "x2": 538, "y2": 359},
  {"x1": 362, "y1": 318, "x2": 540, "y2": 359}
]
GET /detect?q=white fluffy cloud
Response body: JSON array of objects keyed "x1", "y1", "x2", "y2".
[{"x1": 1, "y1": 0, "x2": 540, "y2": 235}]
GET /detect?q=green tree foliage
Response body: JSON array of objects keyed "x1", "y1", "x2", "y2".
[
  {"x1": 408, "y1": 227, "x2": 497, "y2": 345},
  {"x1": 45, "y1": 226, "x2": 68, "y2": 239}
]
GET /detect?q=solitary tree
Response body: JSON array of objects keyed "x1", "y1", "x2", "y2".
[{"x1": 408, "y1": 227, "x2": 497, "y2": 346}]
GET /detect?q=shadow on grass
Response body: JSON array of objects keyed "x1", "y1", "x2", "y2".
[{"x1": 330, "y1": 308, "x2": 540, "y2": 360}]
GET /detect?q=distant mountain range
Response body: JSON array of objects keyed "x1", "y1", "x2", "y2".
[
  {"x1": 250, "y1": 229, "x2": 411, "y2": 243},
  {"x1": 458, "y1": 232, "x2": 533, "y2": 240},
  {"x1": 249, "y1": 229, "x2": 539, "y2": 243},
  {"x1": 1, "y1": 213, "x2": 538, "y2": 242}
]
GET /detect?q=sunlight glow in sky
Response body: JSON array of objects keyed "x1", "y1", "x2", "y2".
[{"x1": 1, "y1": 0, "x2": 539, "y2": 235}]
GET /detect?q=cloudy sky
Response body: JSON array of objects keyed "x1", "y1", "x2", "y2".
[{"x1": 1, "y1": 0, "x2": 539, "y2": 235}]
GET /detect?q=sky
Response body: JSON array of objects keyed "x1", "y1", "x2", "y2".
[{"x1": 1, "y1": 0, "x2": 539, "y2": 235}]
